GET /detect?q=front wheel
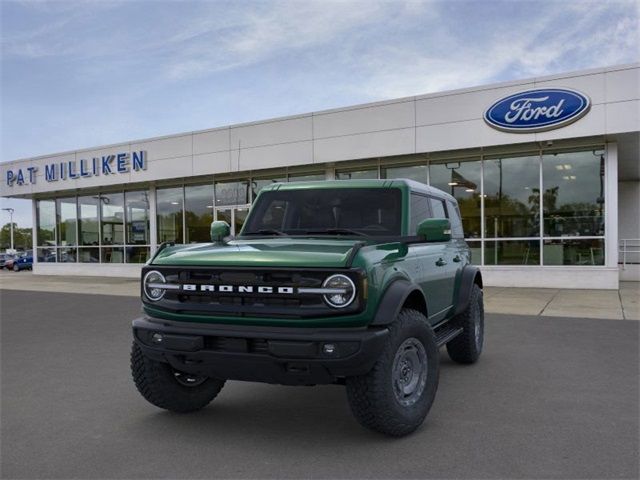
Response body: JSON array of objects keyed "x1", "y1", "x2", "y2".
[
  {"x1": 131, "y1": 342, "x2": 225, "y2": 413},
  {"x1": 12, "y1": 264, "x2": 19, "y2": 272},
  {"x1": 345, "y1": 308, "x2": 439, "y2": 436}
]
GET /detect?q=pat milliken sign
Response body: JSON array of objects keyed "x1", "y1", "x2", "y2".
[
  {"x1": 5, "y1": 151, "x2": 147, "y2": 187},
  {"x1": 484, "y1": 88, "x2": 591, "y2": 133}
]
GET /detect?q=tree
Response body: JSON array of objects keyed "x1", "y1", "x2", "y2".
[{"x1": 0, "y1": 223, "x2": 32, "y2": 250}]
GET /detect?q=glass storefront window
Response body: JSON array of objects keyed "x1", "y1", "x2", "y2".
[
  {"x1": 542, "y1": 150, "x2": 605, "y2": 237},
  {"x1": 430, "y1": 160, "x2": 481, "y2": 238},
  {"x1": 100, "y1": 193, "x2": 124, "y2": 245},
  {"x1": 56, "y1": 197, "x2": 77, "y2": 246},
  {"x1": 185, "y1": 184, "x2": 214, "y2": 243},
  {"x1": 37, "y1": 247, "x2": 56, "y2": 263},
  {"x1": 288, "y1": 172, "x2": 325, "y2": 182},
  {"x1": 484, "y1": 155, "x2": 540, "y2": 238},
  {"x1": 215, "y1": 180, "x2": 250, "y2": 206},
  {"x1": 126, "y1": 246, "x2": 150, "y2": 263},
  {"x1": 484, "y1": 240, "x2": 540, "y2": 265},
  {"x1": 58, "y1": 247, "x2": 77, "y2": 263},
  {"x1": 335, "y1": 169, "x2": 378, "y2": 180},
  {"x1": 36, "y1": 200, "x2": 56, "y2": 246},
  {"x1": 383, "y1": 164, "x2": 428, "y2": 185},
  {"x1": 102, "y1": 246, "x2": 124, "y2": 263},
  {"x1": 466, "y1": 240, "x2": 481, "y2": 265},
  {"x1": 78, "y1": 196, "x2": 100, "y2": 246},
  {"x1": 543, "y1": 238, "x2": 604, "y2": 265},
  {"x1": 157, "y1": 187, "x2": 184, "y2": 243},
  {"x1": 125, "y1": 191, "x2": 150, "y2": 245},
  {"x1": 78, "y1": 247, "x2": 99, "y2": 263}
]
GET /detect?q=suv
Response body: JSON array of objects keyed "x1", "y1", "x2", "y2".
[{"x1": 131, "y1": 180, "x2": 484, "y2": 436}]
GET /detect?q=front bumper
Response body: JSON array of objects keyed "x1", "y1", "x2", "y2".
[{"x1": 132, "y1": 316, "x2": 389, "y2": 385}]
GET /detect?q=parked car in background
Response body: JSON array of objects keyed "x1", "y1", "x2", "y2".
[
  {"x1": 12, "y1": 251, "x2": 34, "y2": 272},
  {"x1": 2, "y1": 253, "x2": 16, "y2": 270}
]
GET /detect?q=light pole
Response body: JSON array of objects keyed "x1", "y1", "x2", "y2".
[{"x1": 2, "y1": 207, "x2": 15, "y2": 251}]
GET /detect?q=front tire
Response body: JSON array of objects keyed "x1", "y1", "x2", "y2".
[
  {"x1": 446, "y1": 283, "x2": 484, "y2": 364},
  {"x1": 345, "y1": 309, "x2": 439, "y2": 436},
  {"x1": 131, "y1": 342, "x2": 225, "y2": 413},
  {"x1": 12, "y1": 264, "x2": 19, "y2": 272}
]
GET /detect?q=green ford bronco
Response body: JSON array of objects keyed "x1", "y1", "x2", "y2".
[{"x1": 131, "y1": 179, "x2": 484, "y2": 436}]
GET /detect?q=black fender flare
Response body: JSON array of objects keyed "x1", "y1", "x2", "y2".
[
  {"x1": 370, "y1": 279, "x2": 427, "y2": 326},
  {"x1": 453, "y1": 265, "x2": 483, "y2": 316}
]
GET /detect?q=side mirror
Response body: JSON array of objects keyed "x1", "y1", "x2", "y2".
[
  {"x1": 417, "y1": 218, "x2": 451, "y2": 242},
  {"x1": 210, "y1": 221, "x2": 230, "y2": 243}
]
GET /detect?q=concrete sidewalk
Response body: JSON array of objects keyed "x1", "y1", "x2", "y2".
[{"x1": 1, "y1": 270, "x2": 638, "y2": 320}]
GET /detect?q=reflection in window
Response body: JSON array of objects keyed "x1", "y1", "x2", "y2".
[
  {"x1": 542, "y1": 150, "x2": 605, "y2": 237},
  {"x1": 215, "y1": 180, "x2": 250, "y2": 206},
  {"x1": 125, "y1": 191, "x2": 150, "y2": 245},
  {"x1": 36, "y1": 200, "x2": 56, "y2": 246},
  {"x1": 157, "y1": 187, "x2": 184, "y2": 243},
  {"x1": 56, "y1": 197, "x2": 77, "y2": 246},
  {"x1": 57, "y1": 247, "x2": 77, "y2": 263},
  {"x1": 543, "y1": 238, "x2": 604, "y2": 265},
  {"x1": 484, "y1": 240, "x2": 540, "y2": 265},
  {"x1": 335, "y1": 169, "x2": 378, "y2": 180},
  {"x1": 252, "y1": 177, "x2": 286, "y2": 199},
  {"x1": 484, "y1": 155, "x2": 540, "y2": 238},
  {"x1": 78, "y1": 247, "x2": 99, "y2": 263},
  {"x1": 101, "y1": 193, "x2": 124, "y2": 245},
  {"x1": 102, "y1": 246, "x2": 124, "y2": 263},
  {"x1": 78, "y1": 196, "x2": 99, "y2": 246},
  {"x1": 466, "y1": 241, "x2": 481, "y2": 265},
  {"x1": 185, "y1": 184, "x2": 214, "y2": 243},
  {"x1": 430, "y1": 160, "x2": 481, "y2": 238},
  {"x1": 126, "y1": 246, "x2": 150, "y2": 263},
  {"x1": 384, "y1": 164, "x2": 428, "y2": 185},
  {"x1": 37, "y1": 247, "x2": 56, "y2": 263}
]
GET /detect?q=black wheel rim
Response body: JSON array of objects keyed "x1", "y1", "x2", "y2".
[
  {"x1": 173, "y1": 370, "x2": 207, "y2": 387},
  {"x1": 392, "y1": 337, "x2": 428, "y2": 407}
]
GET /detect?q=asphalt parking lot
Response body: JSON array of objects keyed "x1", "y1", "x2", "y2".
[{"x1": 1, "y1": 290, "x2": 638, "y2": 479}]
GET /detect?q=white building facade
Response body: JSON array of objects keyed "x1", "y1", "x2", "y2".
[{"x1": 1, "y1": 64, "x2": 638, "y2": 289}]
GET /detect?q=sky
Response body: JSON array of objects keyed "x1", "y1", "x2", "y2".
[{"x1": 1, "y1": 0, "x2": 639, "y2": 228}]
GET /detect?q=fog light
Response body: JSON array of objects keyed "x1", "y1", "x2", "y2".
[
  {"x1": 323, "y1": 343, "x2": 336, "y2": 354},
  {"x1": 152, "y1": 333, "x2": 164, "y2": 344}
]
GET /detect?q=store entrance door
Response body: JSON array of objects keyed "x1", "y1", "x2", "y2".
[{"x1": 215, "y1": 205, "x2": 250, "y2": 236}]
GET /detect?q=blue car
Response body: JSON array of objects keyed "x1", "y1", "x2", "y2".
[{"x1": 13, "y1": 251, "x2": 33, "y2": 272}]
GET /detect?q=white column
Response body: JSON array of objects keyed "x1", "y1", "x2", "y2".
[
  {"x1": 325, "y1": 163, "x2": 335, "y2": 180},
  {"x1": 605, "y1": 142, "x2": 618, "y2": 270},
  {"x1": 149, "y1": 185, "x2": 158, "y2": 254},
  {"x1": 31, "y1": 199, "x2": 37, "y2": 265}
]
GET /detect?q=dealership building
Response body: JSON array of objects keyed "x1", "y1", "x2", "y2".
[{"x1": 1, "y1": 63, "x2": 638, "y2": 289}]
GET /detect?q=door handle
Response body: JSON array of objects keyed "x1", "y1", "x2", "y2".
[
  {"x1": 453, "y1": 255, "x2": 461, "y2": 263},
  {"x1": 436, "y1": 258, "x2": 447, "y2": 267}
]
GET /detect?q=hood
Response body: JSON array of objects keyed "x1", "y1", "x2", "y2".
[{"x1": 151, "y1": 238, "x2": 362, "y2": 268}]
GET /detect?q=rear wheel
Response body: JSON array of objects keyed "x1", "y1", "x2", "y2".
[
  {"x1": 345, "y1": 308, "x2": 439, "y2": 436},
  {"x1": 12, "y1": 264, "x2": 19, "y2": 272},
  {"x1": 446, "y1": 283, "x2": 484, "y2": 364},
  {"x1": 131, "y1": 342, "x2": 225, "y2": 413}
]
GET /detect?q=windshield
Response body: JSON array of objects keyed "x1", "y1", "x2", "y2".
[{"x1": 242, "y1": 188, "x2": 402, "y2": 237}]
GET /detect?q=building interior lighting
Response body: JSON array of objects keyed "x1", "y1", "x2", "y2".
[
  {"x1": 448, "y1": 182, "x2": 459, "y2": 186},
  {"x1": 465, "y1": 188, "x2": 475, "y2": 192}
]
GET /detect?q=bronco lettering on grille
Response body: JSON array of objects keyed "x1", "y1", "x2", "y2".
[{"x1": 181, "y1": 284, "x2": 295, "y2": 294}]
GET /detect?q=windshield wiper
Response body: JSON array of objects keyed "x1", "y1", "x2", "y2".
[
  {"x1": 305, "y1": 228, "x2": 369, "y2": 237},
  {"x1": 243, "y1": 229, "x2": 288, "y2": 236}
]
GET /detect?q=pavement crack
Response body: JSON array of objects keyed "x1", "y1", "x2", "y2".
[{"x1": 538, "y1": 289, "x2": 561, "y2": 316}]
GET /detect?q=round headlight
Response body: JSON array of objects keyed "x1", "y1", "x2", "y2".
[
  {"x1": 322, "y1": 274, "x2": 356, "y2": 308},
  {"x1": 143, "y1": 270, "x2": 166, "y2": 302}
]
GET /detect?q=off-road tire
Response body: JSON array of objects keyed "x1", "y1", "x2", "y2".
[
  {"x1": 131, "y1": 342, "x2": 225, "y2": 413},
  {"x1": 345, "y1": 308, "x2": 439, "y2": 436},
  {"x1": 446, "y1": 283, "x2": 484, "y2": 364}
]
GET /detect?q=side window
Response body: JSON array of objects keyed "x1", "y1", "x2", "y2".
[
  {"x1": 410, "y1": 193, "x2": 431, "y2": 234},
  {"x1": 446, "y1": 200, "x2": 464, "y2": 238},
  {"x1": 429, "y1": 198, "x2": 447, "y2": 219}
]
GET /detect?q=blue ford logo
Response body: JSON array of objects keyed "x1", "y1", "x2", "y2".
[{"x1": 484, "y1": 88, "x2": 591, "y2": 133}]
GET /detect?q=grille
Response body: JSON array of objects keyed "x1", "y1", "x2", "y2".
[{"x1": 144, "y1": 266, "x2": 364, "y2": 319}]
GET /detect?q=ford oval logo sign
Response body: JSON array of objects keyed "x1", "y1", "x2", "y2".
[{"x1": 484, "y1": 88, "x2": 591, "y2": 133}]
